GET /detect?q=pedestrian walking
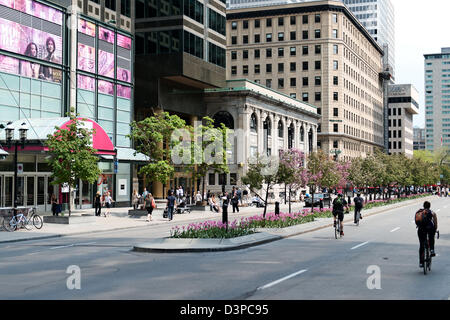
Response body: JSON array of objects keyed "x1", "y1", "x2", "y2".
[
  {"x1": 94, "y1": 191, "x2": 102, "y2": 216},
  {"x1": 145, "y1": 193, "x2": 156, "y2": 222},
  {"x1": 51, "y1": 194, "x2": 58, "y2": 216},
  {"x1": 132, "y1": 189, "x2": 140, "y2": 210},
  {"x1": 103, "y1": 191, "x2": 114, "y2": 217},
  {"x1": 166, "y1": 190, "x2": 177, "y2": 221},
  {"x1": 231, "y1": 190, "x2": 239, "y2": 213}
]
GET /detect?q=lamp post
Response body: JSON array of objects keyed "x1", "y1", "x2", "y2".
[{"x1": 4, "y1": 122, "x2": 29, "y2": 216}]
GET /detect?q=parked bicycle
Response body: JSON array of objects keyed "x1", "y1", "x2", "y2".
[{"x1": 2, "y1": 207, "x2": 43, "y2": 232}]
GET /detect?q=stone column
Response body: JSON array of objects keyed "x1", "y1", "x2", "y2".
[
  {"x1": 305, "y1": 123, "x2": 311, "y2": 154},
  {"x1": 272, "y1": 114, "x2": 279, "y2": 155},
  {"x1": 258, "y1": 110, "x2": 265, "y2": 155}
]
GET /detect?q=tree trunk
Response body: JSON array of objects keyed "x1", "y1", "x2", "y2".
[
  {"x1": 202, "y1": 174, "x2": 206, "y2": 206},
  {"x1": 311, "y1": 187, "x2": 315, "y2": 214},
  {"x1": 68, "y1": 185, "x2": 71, "y2": 217}
]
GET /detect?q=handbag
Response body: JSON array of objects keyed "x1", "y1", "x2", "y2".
[{"x1": 151, "y1": 198, "x2": 156, "y2": 208}]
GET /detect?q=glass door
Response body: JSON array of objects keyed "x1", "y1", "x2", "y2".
[
  {"x1": 27, "y1": 176, "x2": 35, "y2": 207},
  {"x1": 4, "y1": 176, "x2": 12, "y2": 207},
  {"x1": 37, "y1": 176, "x2": 46, "y2": 212},
  {"x1": 17, "y1": 177, "x2": 25, "y2": 207}
]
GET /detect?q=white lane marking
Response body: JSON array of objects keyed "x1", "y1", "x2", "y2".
[
  {"x1": 390, "y1": 227, "x2": 401, "y2": 233},
  {"x1": 351, "y1": 241, "x2": 369, "y2": 250},
  {"x1": 76, "y1": 242, "x2": 97, "y2": 246},
  {"x1": 50, "y1": 244, "x2": 74, "y2": 250},
  {"x1": 257, "y1": 269, "x2": 308, "y2": 290}
]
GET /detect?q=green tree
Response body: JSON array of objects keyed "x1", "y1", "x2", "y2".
[
  {"x1": 128, "y1": 112, "x2": 186, "y2": 196},
  {"x1": 45, "y1": 114, "x2": 101, "y2": 216}
]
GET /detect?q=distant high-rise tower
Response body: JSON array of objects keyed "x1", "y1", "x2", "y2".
[{"x1": 423, "y1": 48, "x2": 450, "y2": 151}]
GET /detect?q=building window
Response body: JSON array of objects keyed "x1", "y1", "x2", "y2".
[
  {"x1": 290, "y1": 78, "x2": 296, "y2": 87},
  {"x1": 332, "y1": 13, "x2": 338, "y2": 23},
  {"x1": 333, "y1": 92, "x2": 338, "y2": 101},
  {"x1": 266, "y1": 79, "x2": 272, "y2": 88},
  {"x1": 393, "y1": 130, "x2": 397, "y2": 138},
  {"x1": 231, "y1": 21, "x2": 237, "y2": 30},
  {"x1": 254, "y1": 34, "x2": 260, "y2": 43},
  {"x1": 243, "y1": 20, "x2": 248, "y2": 29},
  {"x1": 250, "y1": 113, "x2": 257, "y2": 132},
  {"x1": 290, "y1": 62, "x2": 296, "y2": 72},
  {"x1": 302, "y1": 30, "x2": 308, "y2": 39},
  {"x1": 398, "y1": 119, "x2": 402, "y2": 126},
  {"x1": 278, "y1": 121, "x2": 284, "y2": 137},
  {"x1": 398, "y1": 141, "x2": 402, "y2": 149},
  {"x1": 290, "y1": 47, "x2": 296, "y2": 56},
  {"x1": 209, "y1": 173, "x2": 215, "y2": 185},
  {"x1": 315, "y1": 29, "x2": 321, "y2": 38},
  {"x1": 333, "y1": 108, "x2": 338, "y2": 116},
  {"x1": 332, "y1": 29, "x2": 338, "y2": 38},
  {"x1": 278, "y1": 63, "x2": 284, "y2": 73},
  {"x1": 231, "y1": 51, "x2": 237, "y2": 60},
  {"x1": 243, "y1": 50, "x2": 248, "y2": 59},
  {"x1": 315, "y1": 45, "x2": 321, "y2": 54},
  {"x1": 333, "y1": 123, "x2": 338, "y2": 132},
  {"x1": 278, "y1": 17, "x2": 284, "y2": 26},
  {"x1": 231, "y1": 66, "x2": 237, "y2": 75},
  {"x1": 302, "y1": 77, "x2": 308, "y2": 86},
  {"x1": 290, "y1": 16, "x2": 296, "y2": 25},
  {"x1": 255, "y1": 49, "x2": 260, "y2": 58},
  {"x1": 317, "y1": 108, "x2": 321, "y2": 115},
  {"x1": 243, "y1": 35, "x2": 248, "y2": 44},
  {"x1": 393, "y1": 108, "x2": 396, "y2": 116},
  {"x1": 315, "y1": 60, "x2": 321, "y2": 70},
  {"x1": 333, "y1": 44, "x2": 338, "y2": 54},
  {"x1": 302, "y1": 46, "x2": 308, "y2": 55},
  {"x1": 333, "y1": 76, "x2": 338, "y2": 85},
  {"x1": 315, "y1": 92, "x2": 321, "y2": 101},
  {"x1": 333, "y1": 60, "x2": 339, "y2": 70},
  {"x1": 398, "y1": 108, "x2": 402, "y2": 116},
  {"x1": 303, "y1": 61, "x2": 308, "y2": 71},
  {"x1": 398, "y1": 130, "x2": 402, "y2": 138},
  {"x1": 266, "y1": 48, "x2": 272, "y2": 58},
  {"x1": 278, "y1": 78, "x2": 284, "y2": 88},
  {"x1": 243, "y1": 65, "x2": 248, "y2": 75},
  {"x1": 278, "y1": 48, "x2": 284, "y2": 57},
  {"x1": 266, "y1": 64, "x2": 272, "y2": 73},
  {"x1": 255, "y1": 64, "x2": 260, "y2": 74},
  {"x1": 302, "y1": 93, "x2": 309, "y2": 102},
  {"x1": 290, "y1": 93, "x2": 296, "y2": 99},
  {"x1": 333, "y1": 140, "x2": 338, "y2": 148},
  {"x1": 315, "y1": 76, "x2": 321, "y2": 86},
  {"x1": 255, "y1": 19, "x2": 260, "y2": 28},
  {"x1": 278, "y1": 32, "x2": 284, "y2": 41},
  {"x1": 230, "y1": 173, "x2": 237, "y2": 185},
  {"x1": 266, "y1": 18, "x2": 272, "y2": 27},
  {"x1": 231, "y1": 36, "x2": 237, "y2": 45},
  {"x1": 315, "y1": 14, "x2": 321, "y2": 23},
  {"x1": 266, "y1": 33, "x2": 272, "y2": 42},
  {"x1": 302, "y1": 15, "x2": 308, "y2": 24},
  {"x1": 290, "y1": 31, "x2": 296, "y2": 40},
  {"x1": 219, "y1": 173, "x2": 227, "y2": 185}
]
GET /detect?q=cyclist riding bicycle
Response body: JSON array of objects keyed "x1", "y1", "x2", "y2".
[
  {"x1": 332, "y1": 193, "x2": 349, "y2": 236},
  {"x1": 353, "y1": 193, "x2": 364, "y2": 223},
  {"x1": 416, "y1": 201, "x2": 438, "y2": 268}
]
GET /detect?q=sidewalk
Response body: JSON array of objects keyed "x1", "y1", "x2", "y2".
[{"x1": 0, "y1": 200, "x2": 308, "y2": 244}]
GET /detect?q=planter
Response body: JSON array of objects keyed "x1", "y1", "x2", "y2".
[{"x1": 43, "y1": 216, "x2": 96, "y2": 224}]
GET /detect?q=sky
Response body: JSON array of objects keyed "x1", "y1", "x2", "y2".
[{"x1": 394, "y1": 0, "x2": 450, "y2": 128}]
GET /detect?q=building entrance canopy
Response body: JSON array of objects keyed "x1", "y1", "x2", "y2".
[{"x1": 0, "y1": 117, "x2": 116, "y2": 155}]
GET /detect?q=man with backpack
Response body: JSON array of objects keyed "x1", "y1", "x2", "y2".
[
  {"x1": 415, "y1": 201, "x2": 438, "y2": 268},
  {"x1": 332, "y1": 193, "x2": 348, "y2": 236},
  {"x1": 353, "y1": 193, "x2": 364, "y2": 224}
]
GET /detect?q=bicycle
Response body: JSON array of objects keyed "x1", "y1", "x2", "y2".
[
  {"x1": 355, "y1": 208, "x2": 361, "y2": 226},
  {"x1": 2, "y1": 208, "x2": 43, "y2": 232},
  {"x1": 422, "y1": 230, "x2": 439, "y2": 275},
  {"x1": 334, "y1": 218, "x2": 341, "y2": 239}
]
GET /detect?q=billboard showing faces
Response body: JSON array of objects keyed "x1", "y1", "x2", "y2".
[
  {"x1": 0, "y1": 0, "x2": 63, "y2": 25},
  {"x1": 0, "y1": 17, "x2": 62, "y2": 64},
  {"x1": 99, "y1": 27, "x2": 114, "y2": 44},
  {"x1": 98, "y1": 80, "x2": 114, "y2": 96},
  {"x1": 0, "y1": 54, "x2": 61, "y2": 83},
  {"x1": 117, "y1": 84, "x2": 131, "y2": 99}
]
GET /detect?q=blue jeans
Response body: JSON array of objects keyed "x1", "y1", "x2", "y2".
[{"x1": 167, "y1": 206, "x2": 174, "y2": 220}]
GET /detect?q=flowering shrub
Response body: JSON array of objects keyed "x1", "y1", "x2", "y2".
[
  {"x1": 242, "y1": 211, "x2": 315, "y2": 228},
  {"x1": 170, "y1": 220, "x2": 256, "y2": 239}
]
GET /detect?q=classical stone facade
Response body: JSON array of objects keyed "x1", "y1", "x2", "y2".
[{"x1": 203, "y1": 79, "x2": 320, "y2": 198}]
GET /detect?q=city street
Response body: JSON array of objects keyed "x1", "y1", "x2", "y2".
[{"x1": 0, "y1": 196, "x2": 448, "y2": 300}]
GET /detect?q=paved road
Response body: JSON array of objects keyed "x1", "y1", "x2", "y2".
[{"x1": 0, "y1": 196, "x2": 448, "y2": 300}]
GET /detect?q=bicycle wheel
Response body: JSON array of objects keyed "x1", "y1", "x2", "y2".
[
  {"x1": 356, "y1": 211, "x2": 360, "y2": 226},
  {"x1": 423, "y1": 248, "x2": 429, "y2": 275},
  {"x1": 3, "y1": 216, "x2": 17, "y2": 232},
  {"x1": 32, "y1": 214, "x2": 43, "y2": 229},
  {"x1": 23, "y1": 217, "x2": 33, "y2": 230}
]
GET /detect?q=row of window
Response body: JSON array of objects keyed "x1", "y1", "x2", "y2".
[
  {"x1": 230, "y1": 13, "x2": 337, "y2": 29},
  {"x1": 388, "y1": 119, "x2": 402, "y2": 127},
  {"x1": 231, "y1": 44, "x2": 338, "y2": 59},
  {"x1": 388, "y1": 107, "x2": 402, "y2": 116},
  {"x1": 388, "y1": 130, "x2": 402, "y2": 139},
  {"x1": 230, "y1": 60, "x2": 339, "y2": 75},
  {"x1": 208, "y1": 172, "x2": 238, "y2": 186},
  {"x1": 230, "y1": 29, "x2": 338, "y2": 45},
  {"x1": 389, "y1": 141, "x2": 403, "y2": 150}
]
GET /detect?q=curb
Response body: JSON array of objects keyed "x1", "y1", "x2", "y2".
[{"x1": 132, "y1": 195, "x2": 437, "y2": 253}]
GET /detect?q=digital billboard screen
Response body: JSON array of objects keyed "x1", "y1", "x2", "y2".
[
  {"x1": 0, "y1": 53, "x2": 61, "y2": 83},
  {"x1": 99, "y1": 27, "x2": 115, "y2": 44},
  {"x1": 117, "y1": 84, "x2": 131, "y2": 99},
  {"x1": 77, "y1": 74, "x2": 95, "y2": 91},
  {"x1": 98, "y1": 80, "x2": 114, "y2": 96},
  {"x1": 0, "y1": 0, "x2": 63, "y2": 25},
  {"x1": 98, "y1": 50, "x2": 114, "y2": 78}
]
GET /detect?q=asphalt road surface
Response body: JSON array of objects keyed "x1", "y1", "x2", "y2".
[{"x1": 0, "y1": 196, "x2": 449, "y2": 300}]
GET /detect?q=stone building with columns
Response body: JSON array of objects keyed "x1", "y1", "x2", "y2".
[{"x1": 203, "y1": 79, "x2": 320, "y2": 199}]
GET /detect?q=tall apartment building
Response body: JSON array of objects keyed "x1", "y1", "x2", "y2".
[
  {"x1": 413, "y1": 127, "x2": 425, "y2": 151},
  {"x1": 228, "y1": 0, "x2": 396, "y2": 78},
  {"x1": 424, "y1": 48, "x2": 450, "y2": 151},
  {"x1": 227, "y1": 0, "x2": 385, "y2": 161},
  {"x1": 387, "y1": 84, "x2": 419, "y2": 158},
  {"x1": 0, "y1": 0, "x2": 135, "y2": 211}
]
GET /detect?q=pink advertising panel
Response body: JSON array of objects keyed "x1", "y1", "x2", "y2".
[
  {"x1": 117, "y1": 34, "x2": 131, "y2": 50},
  {"x1": 77, "y1": 43, "x2": 96, "y2": 73},
  {"x1": 0, "y1": 17, "x2": 62, "y2": 64},
  {"x1": 117, "y1": 84, "x2": 131, "y2": 99},
  {"x1": 98, "y1": 80, "x2": 114, "y2": 95},
  {"x1": 99, "y1": 27, "x2": 115, "y2": 44},
  {"x1": 0, "y1": 53, "x2": 61, "y2": 83},
  {"x1": 117, "y1": 67, "x2": 131, "y2": 83},
  {"x1": 0, "y1": 0, "x2": 63, "y2": 25},
  {"x1": 77, "y1": 74, "x2": 95, "y2": 91},
  {"x1": 98, "y1": 50, "x2": 114, "y2": 78},
  {"x1": 78, "y1": 18, "x2": 96, "y2": 37}
]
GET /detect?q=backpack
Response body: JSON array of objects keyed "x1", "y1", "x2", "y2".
[
  {"x1": 415, "y1": 209, "x2": 433, "y2": 228},
  {"x1": 354, "y1": 197, "x2": 363, "y2": 207}
]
